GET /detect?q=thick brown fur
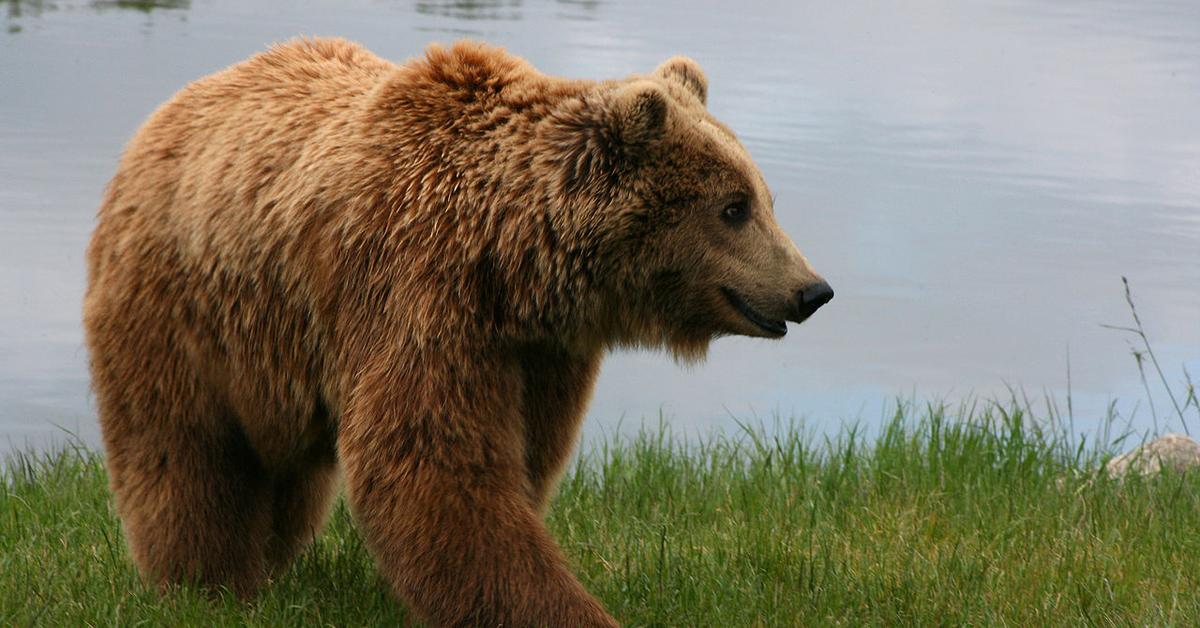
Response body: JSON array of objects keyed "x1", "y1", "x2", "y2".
[{"x1": 84, "y1": 38, "x2": 825, "y2": 627}]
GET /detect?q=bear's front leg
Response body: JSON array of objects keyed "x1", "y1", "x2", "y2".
[
  {"x1": 339, "y1": 347, "x2": 618, "y2": 628},
  {"x1": 517, "y1": 343, "x2": 603, "y2": 513}
]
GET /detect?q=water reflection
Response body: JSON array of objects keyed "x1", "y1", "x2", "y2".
[
  {"x1": 554, "y1": 0, "x2": 600, "y2": 22},
  {"x1": 411, "y1": 0, "x2": 600, "y2": 22},
  {"x1": 414, "y1": 0, "x2": 521, "y2": 22},
  {"x1": 91, "y1": 0, "x2": 189, "y2": 13},
  {"x1": 3, "y1": 0, "x2": 188, "y2": 32},
  {"x1": 3, "y1": 0, "x2": 53, "y2": 31}
]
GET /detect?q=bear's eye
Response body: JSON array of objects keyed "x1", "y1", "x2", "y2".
[{"x1": 721, "y1": 201, "x2": 750, "y2": 225}]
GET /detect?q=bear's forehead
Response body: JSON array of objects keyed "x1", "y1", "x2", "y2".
[{"x1": 687, "y1": 116, "x2": 770, "y2": 201}]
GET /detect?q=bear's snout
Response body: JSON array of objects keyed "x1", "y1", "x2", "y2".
[{"x1": 790, "y1": 279, "x2": 834, "y2": 323}]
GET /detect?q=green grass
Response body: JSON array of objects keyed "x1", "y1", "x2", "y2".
[{"x1": 4, "y1": 403, "x2": 1200, "y2": 626}]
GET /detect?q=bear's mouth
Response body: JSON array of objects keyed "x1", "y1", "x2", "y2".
[{"x1": 720, "y1": 287, "x2": 787, "y2": 337}]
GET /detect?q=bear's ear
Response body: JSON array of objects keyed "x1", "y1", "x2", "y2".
[
  {"x1": 540, "y1": 82, "x2": 669, "y2": 192},
  {"x1": 610, "y1": 80, "x2": 670, "y2": 149},
  {"x1": 655, "y1": 56, "x2": 707, "y2": 105}
]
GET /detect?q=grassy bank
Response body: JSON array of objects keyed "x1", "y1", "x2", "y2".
[{"x1": 3, "y1": 404, "x2": 1200, "y2": 626}]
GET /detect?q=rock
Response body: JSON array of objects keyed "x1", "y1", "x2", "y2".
[{"x1": 1106, "y1": 433, "x2": 1200, "y2": 478}]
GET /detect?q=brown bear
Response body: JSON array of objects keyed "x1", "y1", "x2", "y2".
[{"x1": 83, "y1": 38, "x2": 832, "y2": 627}]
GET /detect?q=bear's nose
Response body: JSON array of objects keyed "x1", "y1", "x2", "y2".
[{"x1": 793, "y1": 280, "x2": 834, "y2": 321}]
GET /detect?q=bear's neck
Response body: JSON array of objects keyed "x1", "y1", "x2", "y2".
[{"x1": 343, "y1": 70, "x2": 619, "y2": 347}]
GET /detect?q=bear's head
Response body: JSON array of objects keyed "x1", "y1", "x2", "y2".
[{"x1": 544, "y1": 57, "x2": 832, "y2": 360}]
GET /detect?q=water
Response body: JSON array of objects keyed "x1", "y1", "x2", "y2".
[{"x1": 2, "y1": 0, "x2": 1198, "y2": 451}]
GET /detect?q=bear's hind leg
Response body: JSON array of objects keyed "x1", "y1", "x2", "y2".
[
  {"x1": 102, "y1": 393, "x2": 276, "y2": 597},
  {"x1": 87, "y1": 232, "x2": 282, "y2": 597}
]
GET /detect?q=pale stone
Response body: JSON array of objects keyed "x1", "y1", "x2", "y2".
[{"x1": 1106, "y1": 433, "x2": 1200, "y2": 478}]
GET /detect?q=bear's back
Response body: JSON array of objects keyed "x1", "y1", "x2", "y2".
[{"x1": 92, "y1": 39, "x2": 395, "y2": 279}]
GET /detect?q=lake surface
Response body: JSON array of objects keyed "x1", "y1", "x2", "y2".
[{"x1": 2, "y1": 0, "x2": 1198, "y2": 452}]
